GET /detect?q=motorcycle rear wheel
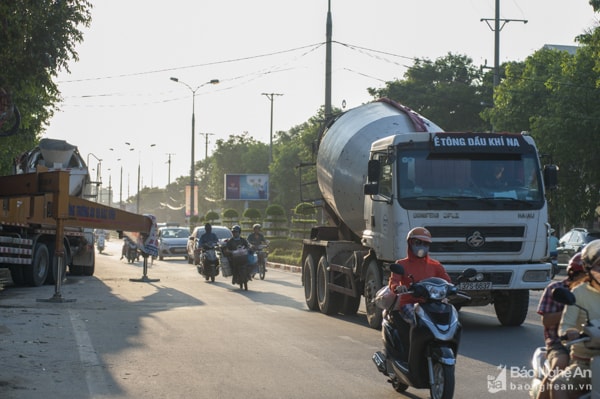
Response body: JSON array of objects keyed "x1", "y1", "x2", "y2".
[{"x1": 430, "y1": 362, "x2": 455, "y2": 399}]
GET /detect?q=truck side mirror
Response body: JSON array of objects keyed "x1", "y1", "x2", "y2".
[
  {"x1": 543, "y1": 164, "x2": 558, "y2": 190},
  {"x1": 364, "y1": 159, "x2": 381, "y2": 195}
]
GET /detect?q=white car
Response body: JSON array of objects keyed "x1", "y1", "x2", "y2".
[
  {"x1": 187, "y1": 225, "x2": 233, "y2": 265},
  {"x1": 157, "y1": 227, "x2": 191, "y2": 260}
]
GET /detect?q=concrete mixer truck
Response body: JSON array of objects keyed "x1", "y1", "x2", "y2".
[{"x1": 300, "y1": 98, "x2": 557, "y2": 328}]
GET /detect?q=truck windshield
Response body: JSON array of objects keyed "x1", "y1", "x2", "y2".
[{"x1": 397, "y1": 149, "x2": 544, "y2": 210}]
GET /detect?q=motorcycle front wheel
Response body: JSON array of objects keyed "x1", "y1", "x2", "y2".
[
  {"x1": 430, "y1": 362, "x2": 455, "y2": 399},
  {"x1": 259, "y1": 262, "x2": 266, "y2": 280}
]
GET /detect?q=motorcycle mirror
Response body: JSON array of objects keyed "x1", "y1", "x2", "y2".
[
  {"x1": 390, "y1": 263, "x2": 405, "y2": 275},
  {"x1": 462, "y1": 268, "x2": 477, "y2": 279},
  {"x1": 413, "y1": 284, "x2": 429, "y2": 299},
  {"x1": 552, "y1": 287, "x2": 576, "y2": 305}
]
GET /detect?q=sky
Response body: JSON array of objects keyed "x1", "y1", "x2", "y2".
[{"x1": 44, "y1": 0, "x2": 598, "y2": 201}]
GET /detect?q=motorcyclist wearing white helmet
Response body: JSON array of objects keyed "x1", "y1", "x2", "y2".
[{"x1": 551, "y1": 239, "x2": 600, "y2": 399}]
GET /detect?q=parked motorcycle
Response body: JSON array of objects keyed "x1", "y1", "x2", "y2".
[
  {"x1": 198, "y1": 242, "x2": 220, "y2": 282},
  {"x1": 529, "y1": 287, "x2": 600, "y2": 399},
  {"x1": 372, "y1": 263, "x2": 474, "y2": 399},
  {"x1": 250, "y1": 243, "x2": 268, "y2": 280},
  {"x1": 96, "y1": 233, "x2": 105, "y2": 254}
]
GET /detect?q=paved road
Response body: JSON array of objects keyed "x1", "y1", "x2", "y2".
[{"x1": 0, "y1": 239, "x2": 551, "y2": 398}]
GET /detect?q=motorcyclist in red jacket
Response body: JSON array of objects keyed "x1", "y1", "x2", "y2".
[{"x1": 388, "y1": 227, "x2": 451, "y2": 326}]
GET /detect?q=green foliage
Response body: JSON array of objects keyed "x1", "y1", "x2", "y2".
[
  {"x1": 205, "y1": 210, "x2": 219, "y2": 222},
  {"x1": 368, "y1": 53, "x2": 490, "y2": 131},
  {"x1": 204, "y1": 133, "x2": 269, "y2": 205},
  {"x1": 0, "y1": 1, "x2": 92, "y2": 175},
  {"x1": 267, "y1": 238, "x2": 302, "y2": 266},
  {"x1": 484, "y1": 43, "x2": 600, "y2": 228},
  {"x1": 242, "y1": 207, "x2": 261, "y2": 220},
  {"x1": 265, "y1": 204, "x2": 286, "y2": 217},
  {"x1": 294, "y1": 202, "x2": 317, "y2": 216},
  {"x1": 222, "y1": 208, "x2": 239, "y2": 219}
]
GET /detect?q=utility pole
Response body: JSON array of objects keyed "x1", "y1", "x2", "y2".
[
  {"x1": 166, "y1": 153, "x2": 175, "y2": 186},
  {"x1": 261, "y1": 93, "x2": 283, "y2": 164},
  {"x1": 324, "y1": 0, "x2": 332, "y2": 121},
  {"x1": 199, "y1": 132, "x2": 215, "y2": 179},
  {"x1": 481, "y1": 0, "x2": 528, "y2": 91}
]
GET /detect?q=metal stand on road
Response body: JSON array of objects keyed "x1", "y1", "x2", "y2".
[
  {"x1": 130, "y1": 253, "x2": 159, "y2": 283},
  {"x1": 38, "y1": 254, "x2": 75, "y2": 303}
]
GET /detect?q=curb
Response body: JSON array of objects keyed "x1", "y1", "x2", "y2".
[{"x1": 267, "y1": 262, "x2": 301, "y2": 273}]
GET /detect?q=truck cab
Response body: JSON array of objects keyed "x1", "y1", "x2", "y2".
[{"x1": 364, "y1": 131, "x2": 558, "y2": 325}]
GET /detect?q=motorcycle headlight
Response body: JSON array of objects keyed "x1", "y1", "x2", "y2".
[{"x1": 426, "y1": 284, "x2": 448, "y2": 300}]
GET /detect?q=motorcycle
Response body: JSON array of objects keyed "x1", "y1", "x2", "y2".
[
  {"x1": 250, "y1": 243, "x2": 268, "y2": 280},
  {"x1": 230, "y1": 247, "x2": 253, "y2": 291},
  {"x1": 124, "y1": 238, "x2": 139, "y2": 264},
  {"x1": 198, "y1": 242, "x2": 220, "y2": 282},
  {"x1": 96, "y1": 233, "x2": 105, "y2": 254},
  {"x1": 529, "y1": 287, "x2": 600, "y2": 399},
  {"x1": 372, "y1": 263, "x2": 475, "y2": 399}
]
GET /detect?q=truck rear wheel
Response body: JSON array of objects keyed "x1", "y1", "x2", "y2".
[
  {"x1": 493, "y1": 289, "x2": 529, "y2": 326},
  {"x1": 364, "y1": 260, "x2": 383, "y2": 329},
  {"x1": 24, "y1": 242, "x2": 49, "y2": 287},
  {"x1": 317, "y1": 255, "x2": 341, "y2": 315},
  {"x1": 303, "y1": 254, "x2": 319, "y2": 310}
]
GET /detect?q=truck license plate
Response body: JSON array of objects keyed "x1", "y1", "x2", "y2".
[{"x1": 458, "y1": 281, "x2": 492, "y2": 290}]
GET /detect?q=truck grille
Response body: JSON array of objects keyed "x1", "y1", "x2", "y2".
[{"x1": 426, "y1": 226, "x2": 525, "y2": 253}]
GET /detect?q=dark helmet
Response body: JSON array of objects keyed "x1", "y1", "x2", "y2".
[
  {"x1": 204, "y1": 223, "x2": 212, "y2": 231},
  {"x1": 231, "y1": 225, "x2": 241, "y2": 233},
  {"x1": 581, "y1": 239, "x2": 600, "y2": 272},
  {"x1": 567, "y1": 253, "x2": 584, "y2": 276}
]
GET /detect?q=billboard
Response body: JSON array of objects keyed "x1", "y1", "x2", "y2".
[{"x1": 224, "y1": 174, "x2": 269, "y2": 200}]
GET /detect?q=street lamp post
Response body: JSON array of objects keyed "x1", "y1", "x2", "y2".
[{"x1": 170, "y1": 77, "x2": 219, "y2": 227}]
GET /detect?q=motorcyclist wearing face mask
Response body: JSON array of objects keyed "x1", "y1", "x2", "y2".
[
  {"x1": 388, "y1": 227, "x2": 451, "y2": 326},
  {"x1": 551, "y1": 239, "x2": 600, "y2": 399}
]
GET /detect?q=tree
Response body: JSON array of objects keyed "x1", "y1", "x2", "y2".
[
  {"x1": 200, "y1": 132, "x2": 269, "y2": 215},
  {"x1": 368, "y1": 53, "x2": 489, "y2": 131},
  {"x1": 0, "y1": 1, "x2": 92, "y2": 174},
  {"x1": 484, "y1": 41, "x2": 600, "y2": 228}
]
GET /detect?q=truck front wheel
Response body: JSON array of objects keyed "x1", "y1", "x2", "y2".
[
  {"x1": 24, "y1": 243, "x2": 49, "y2": 287},
  {"x1": 364, "y1": 260, "x2": 383, "y2": 329},
  {"x1": 303, "y1": 254, "x2": 319, "y2": 310},
  {"x1": 493, "y1": 289, "x2": 529, "y2": 326}
]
